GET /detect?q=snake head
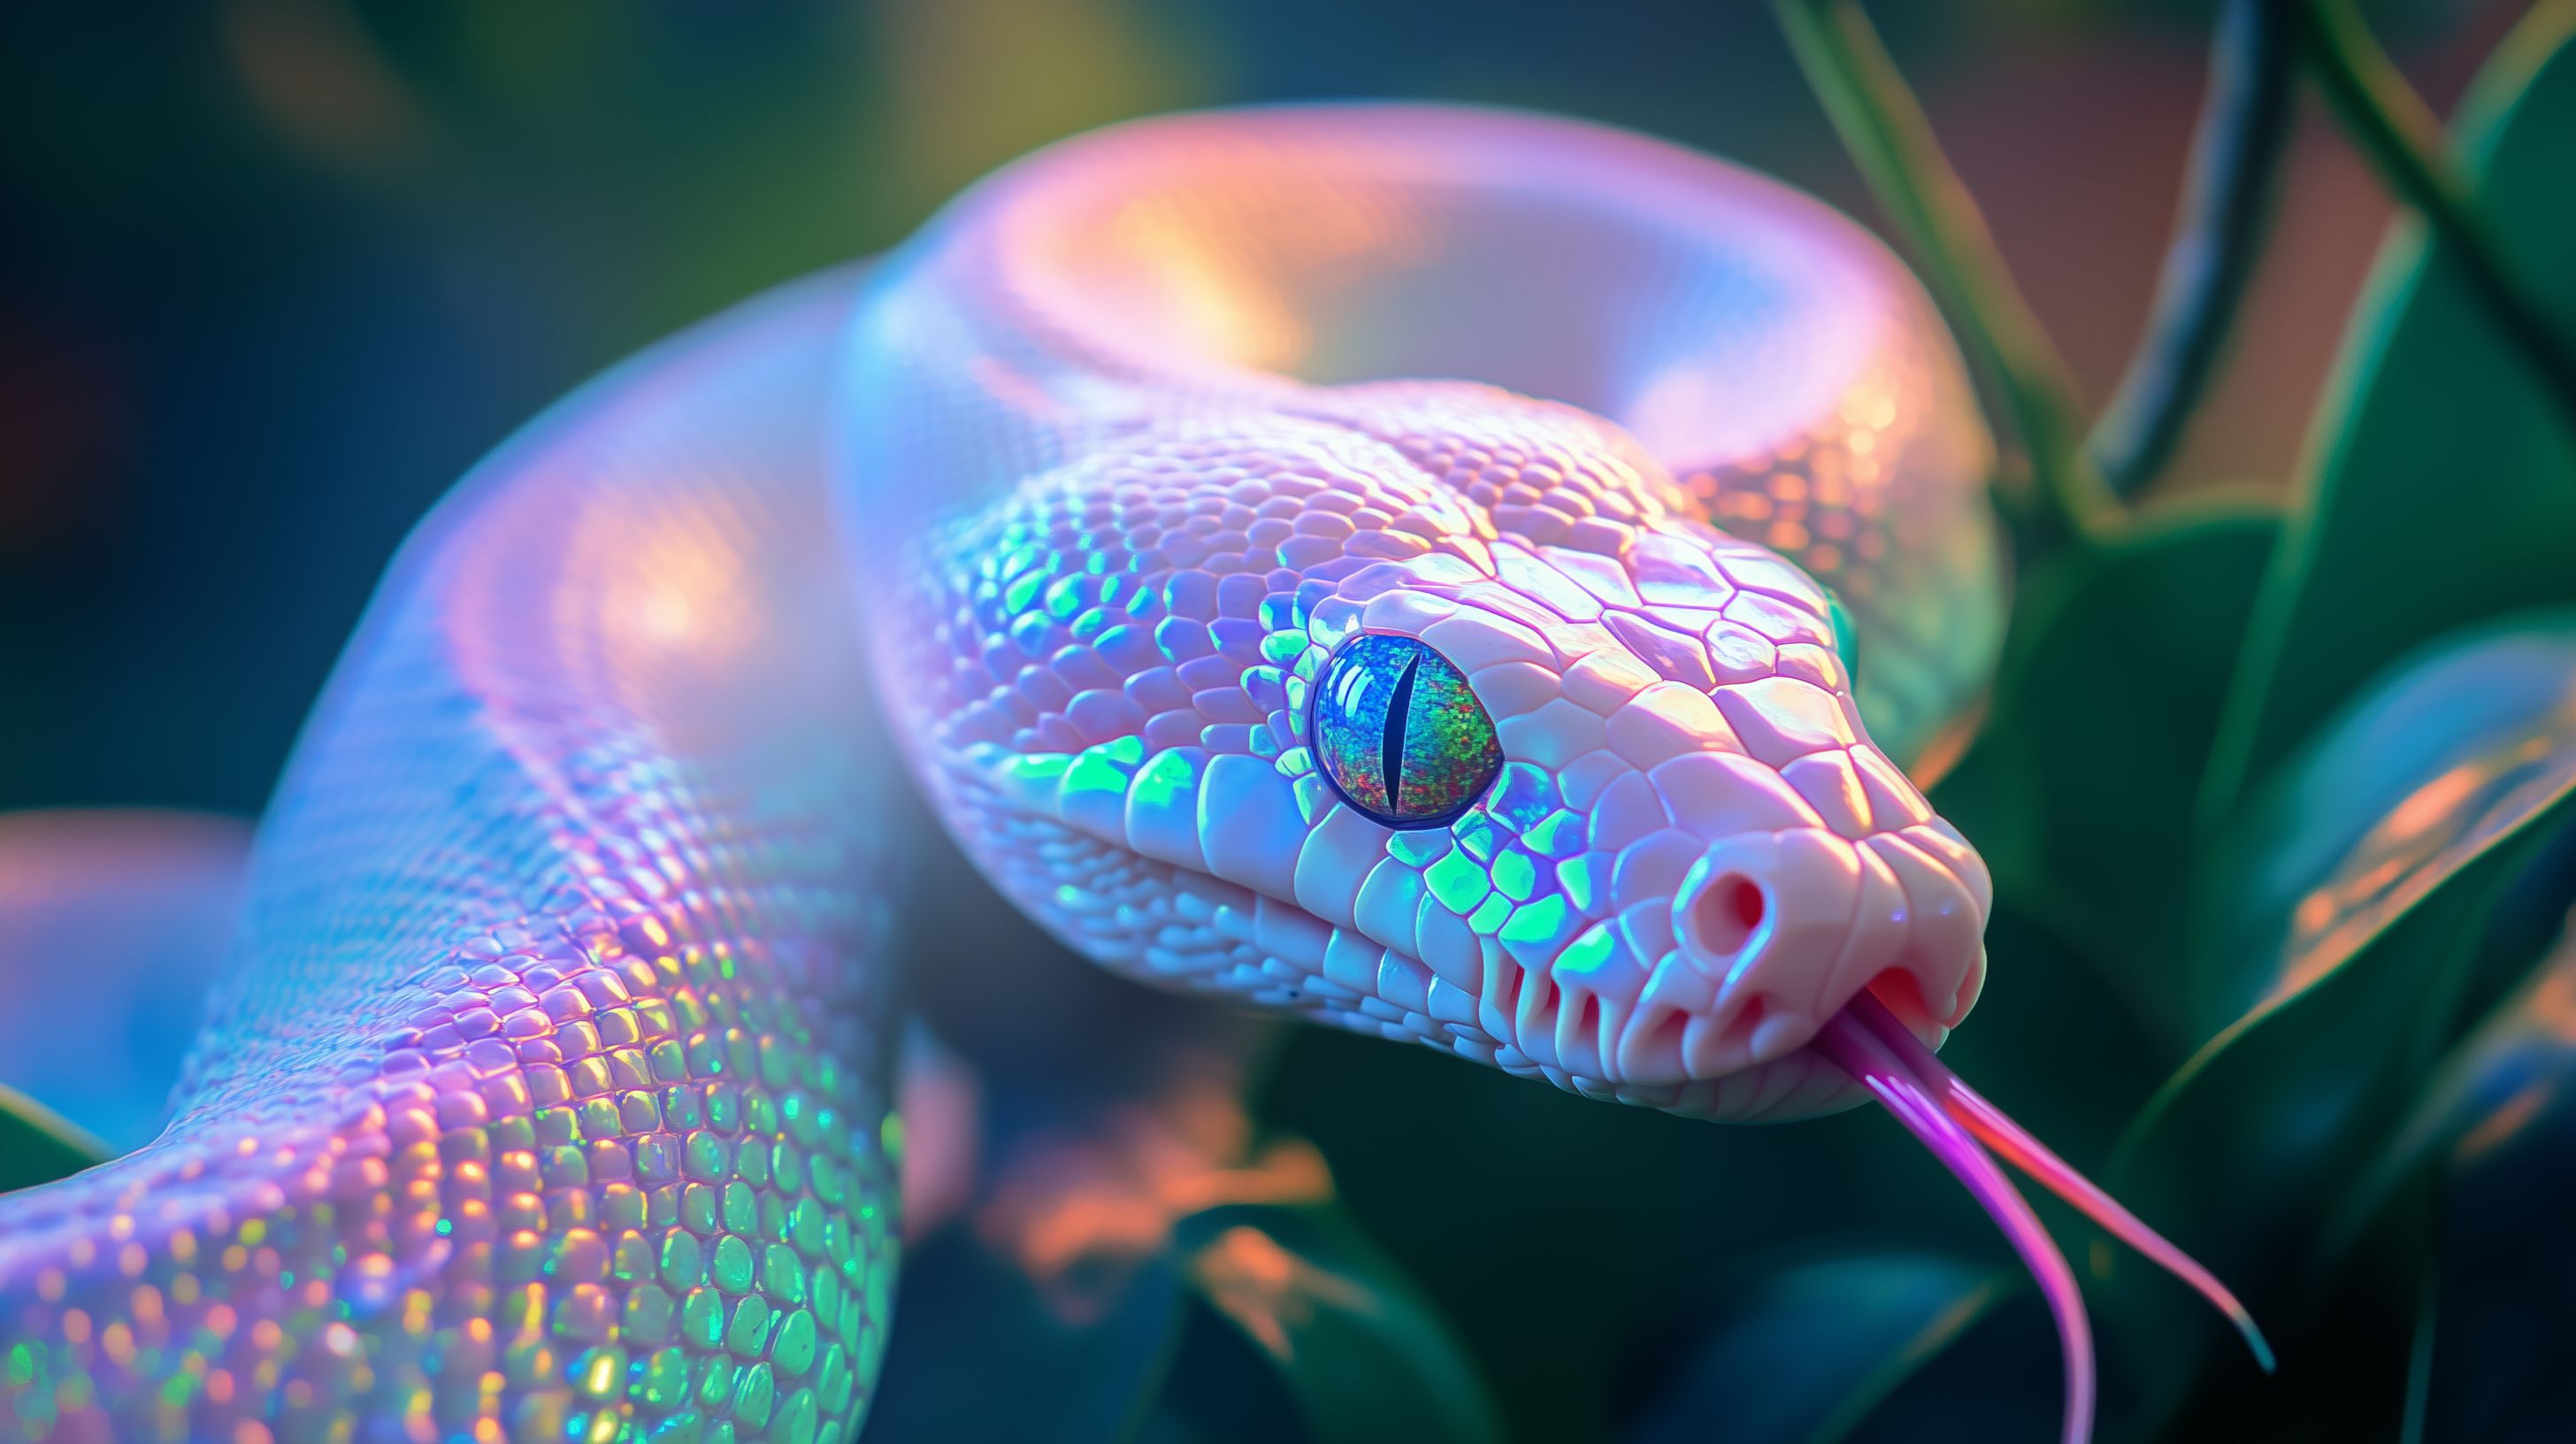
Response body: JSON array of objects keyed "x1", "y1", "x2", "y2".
[{"x1": 886, "y1": 381, "x2": 1989, "y2": 1121}]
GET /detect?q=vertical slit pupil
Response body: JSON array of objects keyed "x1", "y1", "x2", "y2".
[{"x1": 1381, "y1": 651, "x2": 1422, "y2": 814}]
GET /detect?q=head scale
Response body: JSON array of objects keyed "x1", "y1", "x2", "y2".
[{"x1": 878, "y1": 379, "x2": 1990, "y2": 1121}]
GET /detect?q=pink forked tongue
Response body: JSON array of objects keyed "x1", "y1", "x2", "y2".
[
  {"x1": 1815, "y1": 994, "x2": 2274, "y2": 1444},
  {"x1": 1812, "y1": 1003, "x2": 2096, "y2": 1444}
]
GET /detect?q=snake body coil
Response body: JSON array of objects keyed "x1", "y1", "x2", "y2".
[{"x1": 0, "y1": 107, "x2": 2249, "y2": 1444}]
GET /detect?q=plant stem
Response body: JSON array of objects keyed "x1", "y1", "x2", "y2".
[
  {"x1": 2089, "y1": 0, "x2": 2296, "y2": 496},
  {"x1": 1770, "y1": 0, "x2": 2115, "y2": 556},
  {"x1": 2295, "y1": 0, "x2": 2576, "y2": 419}
]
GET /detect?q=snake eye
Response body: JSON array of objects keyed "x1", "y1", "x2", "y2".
[
  {"x1": 1824, "y1": 585, "x2": 1861, "y2": 685},
  {"x1": 1312, "y1": 634, "x2": 1502, "y2": 829}
]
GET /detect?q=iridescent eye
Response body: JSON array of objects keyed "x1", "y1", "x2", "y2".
[{"x1": 1311, "y1": 634, "x2": 1503, "y2": 828}]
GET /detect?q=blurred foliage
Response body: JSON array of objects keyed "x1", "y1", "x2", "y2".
[
  {"x1": 2204, "y1": 0, "x2": 2576, "y2": 814},
  {"x1": 0, "y1": 1086, "x2": 105, "y2": 1197},
  {"x1": 1624, "y1": 1251, "x2": 2007, "y2": 1444},
  {"x1": 1172, "y1": 1204, "x2": 1503, "y2": 1444},
  {"x1": 1933, "y1": 499, "x2": 2285, "y2": 1040},
  {"x1": 861, "y1": 1218, "x2": 1188, "y2": 1443},
  {"x1": 6, "y1": 1, "x2": 2576, "y2": 1442},
  {"x1": 2366, "y1": 921, "x2": 2576, "y2": 1438}
]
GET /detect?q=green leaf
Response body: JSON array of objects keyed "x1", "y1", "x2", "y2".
[
  {"x1": 1935, "y1": 897, "x2": 2174, "y2": 1172},
  {"x1": 2106, "y1": 613, "x2": 2576, "y2": 1423},
  {"x1": 1931, "y1": 497, "x2": 2281, "y2": 1038},
  {"x1": 2360, "y1": 916, "x2": 2576, "y2": 1442},
  {"x1": 1250, "y1": 1016, "x2": 2002, "y2": 1442},
  {"x1": 2189, "y1": 613, "x2": 2576, "y2": 1040},
  {"x1": 853, "y1": 1014, "x2": 1206, "y2": 1444},
  {"x1": 2411, "y1": 1057, "x2": 2576, "y2": 1440},
  {"x1": 1174, "y1": 1202, "x2": 1502, "y2": 1444},
  {"x1": 2348, "y1": 912, "x2": 2576, "y2": 1237},
  {"x1": 2143, "y1": 611, "x2": 2576, "y2": 1189},
  {"x1": 0, "y1": 1082, "x2": 108, "y2": 1196},
  {"x1": 1625, "y1": 1252, "x2": 2006, "y2": 1444},
  {"x1": 855, "y1": 1223, "x2": 1188, "y2": 1444},
  {"x1": 860, "y1": 1217, "x2": 1190, "y2": 1444},
  {"x1": 2203, "y1": 3, "x2": 2576, "y2": 815},
  {"x1": 1768, "y1": 0, "x2": 2112, "y2": 550}
]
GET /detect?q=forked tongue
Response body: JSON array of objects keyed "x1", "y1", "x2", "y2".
[{"x1": 1813, "y1": 992, "x2": 2273, "y2": 1444}]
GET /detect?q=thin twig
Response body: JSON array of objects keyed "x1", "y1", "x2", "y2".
[
  {"x1": 2089, "y1": 0, "x2": 2296, "y2": 496},
  {"x1": 2296, "y1": 0, "x2": 2576, "y2": 419},
  {"x1": 1770, "y1": 0, "x2": 2116, "y2": 556}
]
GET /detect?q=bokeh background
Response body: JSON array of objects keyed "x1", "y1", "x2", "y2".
[
  {"x1": 1, "y1": 3, "x2": 2559, "y2": 1441},
  {"x1": 0, "y1": 0, "x2": 2533, "y2": 823}
]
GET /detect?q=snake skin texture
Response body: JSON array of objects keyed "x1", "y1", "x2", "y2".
[
  {"x1": 1, "y1": 274, "x2": 902, "y2": 1444},
  {"x1": 841, "y1": 106, "x2": 1999, "y2": 1120},
  {"x1": 2, "y1": 106, "x2": 2002, "y2": 1441}
]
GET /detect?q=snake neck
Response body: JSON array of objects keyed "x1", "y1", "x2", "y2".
[{"x1": 0, "y1": 273, "x2": 908, "y2": 1444}]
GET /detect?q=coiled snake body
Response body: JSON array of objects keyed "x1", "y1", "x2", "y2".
[{"x1": 0, "y1": 107, "x2": 2254, "y2": 1444}]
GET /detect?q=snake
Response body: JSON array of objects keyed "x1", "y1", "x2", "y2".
[{"x1": 0, "y1": 104, "x2": 2266, "y2": 1444}]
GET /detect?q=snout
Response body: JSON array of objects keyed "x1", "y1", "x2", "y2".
[{"x1": 1647, "y1": 824, "x2": 1988, "y2": 1087}]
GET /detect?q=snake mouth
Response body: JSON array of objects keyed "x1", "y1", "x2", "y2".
[
  {"x1": 947, "y1": 737, "x2": 1995, "y2": 1108},
  {"x1": 1654, "y1": 823, "x2": 1986, "y2": 1075}
]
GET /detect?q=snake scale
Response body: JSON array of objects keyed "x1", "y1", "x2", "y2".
[{"x1": 0, "y1": 106, "x2": 2262, "y2": 1444}]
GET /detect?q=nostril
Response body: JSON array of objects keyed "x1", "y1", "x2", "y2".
[
  {"x1": 1681, "y1": 871, "x2": 1770, "y2": 961},
  {"x1": 1727, "y1": 877, "x2": 1767, "y2": 933}
]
